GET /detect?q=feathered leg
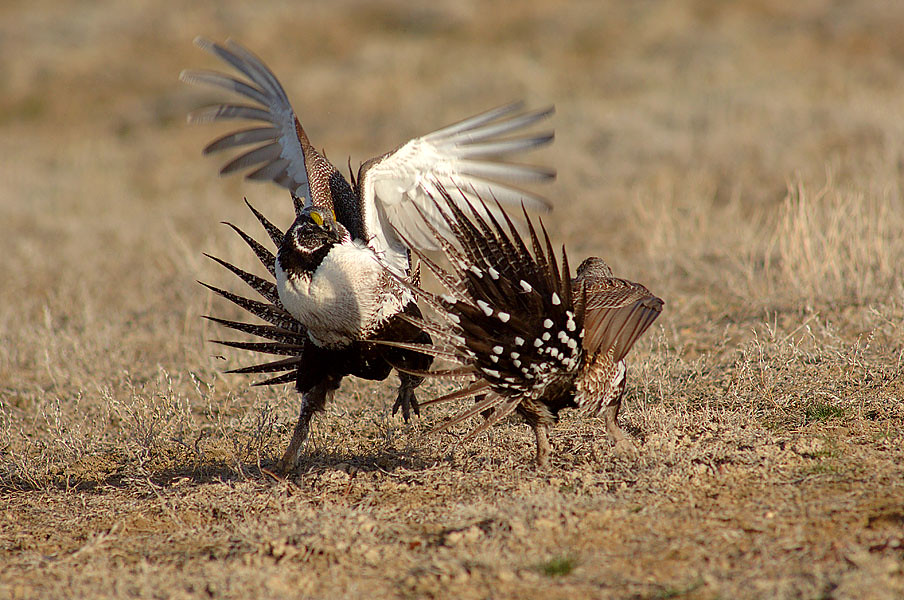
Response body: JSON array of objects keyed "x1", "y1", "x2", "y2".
[
  {"x1": 388, "y1": 328, "x2": 434, "y2": 422},
  {"x1": 602, "y1": 399, "x2": 625, "y2": 443},
  {"x1": 533, "y1": 422, "x2": 551, "y2": 467},
  {"x1": 602, "y1": 386, "x2": 637, "y2": 458},
  {"x1": 393, "y1": 372, "x2": 422, "y2": 422},
  {"x1": 276, "y1": 377, "x2": 339, "y2": 474}
]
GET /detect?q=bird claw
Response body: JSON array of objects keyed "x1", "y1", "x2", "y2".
[{"x1": 392, "y1": 388, "x2": 420, "y2": 422}]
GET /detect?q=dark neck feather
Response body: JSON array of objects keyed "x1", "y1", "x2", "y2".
[{"x1": 278, "y1": 240, "x2": 335, "y2": 276}]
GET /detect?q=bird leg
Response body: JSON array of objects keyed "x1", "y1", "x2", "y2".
[
  {"x1": 533, "y1": 422, "x2": 551, "y2": 467},
  {"x1": 388, "y1": 327, "x2": 433, "y2": 422},
  {"x1": 603, "y1": 399, "x2": 637, "y2": 458},
  {"x1": 392, "y1": 372, "x2": 423, "y2": 422},
  {"x1": 275, "y1": 379, "x2": 337, "y2": 475}
]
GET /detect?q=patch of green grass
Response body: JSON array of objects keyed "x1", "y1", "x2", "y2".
[
  {"x1": 537, "y1": 555, "x2": 577, "y2": 577},
  {"x1": 802, "y1": 461, "x2": 842, "y2": 476},
  {"x1": 803, "y1": 402, "x2": 845, "y2": 424}
]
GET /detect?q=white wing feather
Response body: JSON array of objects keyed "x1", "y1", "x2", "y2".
[{"x1": 358, "y1": 102, "x2": 555, "y2": 274}]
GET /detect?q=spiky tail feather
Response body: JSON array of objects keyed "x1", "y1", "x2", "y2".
[
  {"x1": 375, "y1": 187, "x2": 586, "y2": 437},
  {"x1": 201, "y1": 200, "x2": 307, "y2": 386}
]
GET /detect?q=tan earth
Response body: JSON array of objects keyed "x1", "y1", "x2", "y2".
[{"x1": 2, "y1": 1, "x2": 903, "y2": 598}]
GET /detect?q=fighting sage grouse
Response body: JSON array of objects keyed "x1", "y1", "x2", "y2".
[
  {"x1": 381, "y1": 190, "x2": 663, "y2": 466},
  {"x1": 182, "y1": 38, "x2": 555, "y2": 472}
]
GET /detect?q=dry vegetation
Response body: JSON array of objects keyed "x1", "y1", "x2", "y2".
[{"x1": 2, "y1": 1, "x2": 903, "y2": 598}]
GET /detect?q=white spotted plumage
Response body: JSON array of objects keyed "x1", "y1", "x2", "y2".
[{"x1": 376, "y1": 190, "x2": 663, "y2": 467}]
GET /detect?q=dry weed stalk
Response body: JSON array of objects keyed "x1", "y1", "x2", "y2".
[{"x1": 765, "y1": 172, "x2": 904, "y2": 306}]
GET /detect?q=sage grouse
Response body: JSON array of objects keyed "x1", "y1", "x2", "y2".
[
  {"x1": 383, "y1": 191, "x2": 664, "y2": 466},
  {"x1": 183, "y1": 39, "x2": 555, "y2": 472},
  {"x1": 201, "y1": 198, "x2": 431, "y2": 473}
]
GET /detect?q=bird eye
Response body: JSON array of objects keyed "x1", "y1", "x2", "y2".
[{"x1": 310, "y1": 211, "x2": 324, "y2": 227}]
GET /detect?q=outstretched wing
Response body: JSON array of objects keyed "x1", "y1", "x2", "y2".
[
  {"x1": 577, "y1": 276, "x2": 664, "y2": 362},
  {"x1": 180, "y1": 37, "x2": 315, "y2": 202},
  {"x1": 182, "y1": 37, "x2": 556, "y2": 278},
  {"x1": 356, "y1": 103, "x2": 556, "y2": 276},
  {"x1": 182, "y1": 36, "x2": 362, "y2": 235}
]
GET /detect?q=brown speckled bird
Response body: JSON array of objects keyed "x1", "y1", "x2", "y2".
[{"x1": 380, "y1": 190, "x2": 664, "y2": 466}]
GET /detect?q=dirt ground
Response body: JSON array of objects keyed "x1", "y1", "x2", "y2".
[{"x1": 2, "y1": 1, "x2": 903, "y2": 598}]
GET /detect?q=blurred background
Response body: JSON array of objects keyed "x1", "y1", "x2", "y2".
[{"x1": 4, "y1": 0, "x2": 903, "y2": 307}]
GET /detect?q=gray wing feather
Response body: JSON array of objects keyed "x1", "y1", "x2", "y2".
[
  {"x1": 203, "y1": 127, "x2": 280, "y2": 154},
  {"x1": 181, "y1": 37, "x2": 312, "y2": 202}
]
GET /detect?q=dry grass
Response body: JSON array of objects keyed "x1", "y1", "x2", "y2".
[{"x1": 2, "y1": 1, "x2": 904, "y2": 598}]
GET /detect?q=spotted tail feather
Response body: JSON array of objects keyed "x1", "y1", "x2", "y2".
[{"x1": 380, "y1": 188, "x2": 586, "y2": 440}]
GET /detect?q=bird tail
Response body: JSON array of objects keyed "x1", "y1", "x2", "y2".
[
  {"x1": 374, "y1": 186, "x2": 585, "y2": 436},
  {"x1": 201, "y1": 199, "x2": 307, "y2": 386}
]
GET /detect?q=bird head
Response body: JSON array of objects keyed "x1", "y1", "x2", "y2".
[
  {"x1": 576, "y1": 257, "x2": 614, "y2": 279},
  {"x1": 278, "y1": 206, "x2": 351, "y2": 275}
]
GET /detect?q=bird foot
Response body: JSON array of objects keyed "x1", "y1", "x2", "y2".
[
  {"x1": 275, "y1": 446, "x2": 302, "y2": 477},
  {"x1": 392, "y1": 386, "x2": 420, "y2": 422},
  {"x1": 533, "y1": 424, "x2": 551, "y2": 468},
  {"x1": 612, "y1": 438, "x2": 639, "y2": 460}
]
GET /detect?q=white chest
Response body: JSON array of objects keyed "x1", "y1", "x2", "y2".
[{"x1": 275, "y1": 242, "x2": 406, "y2": 347}]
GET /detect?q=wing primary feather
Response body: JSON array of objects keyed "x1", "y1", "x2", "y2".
[
  {"x1": 194, "y1": 37, "x2": 290, "y2": 105},
  {"x1": 450, "y1": 176, "x2": 551, "y2": 211},
  {"x1": 188, "y1": 104, "x2": 275, "y2": 125},
  {"x1": 451, "y1": 133, "x2": 554, "y2": 158},
  {"x1": 193, "y1": 38, "x2": 269, "y2": 92},
  {"x1": 219, "y1": 143, "x2": 282, "y2": 175},
  {"x1": 202, "y1": 127, "x2": 280, "y2": 154},
  {"x1": 436, "y1": 106, "x2": 555, "y2": 144},
  {"x1": 179, "y1": 70, "x2": 270, "y2": 107},
  {"x1": 423, "y1": 102, "x2": 527, "y2": 139},
  {"x1": 457, "y1": 160, "x2": 556, "y2": 183},
  {"x1": 246, "y1": 158, "x2": 290, "y2": 181},
  {"x1": 222, "y1": 39, "x2": 291, "y2": 104}
]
